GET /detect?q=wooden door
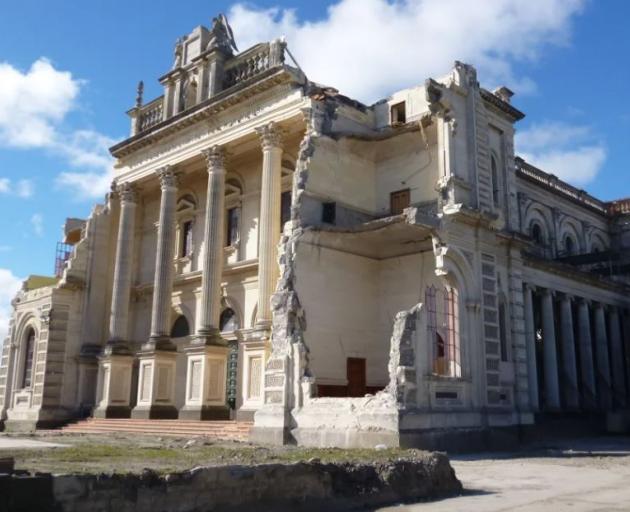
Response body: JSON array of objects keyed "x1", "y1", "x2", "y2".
[
  {"x1": 390, "y1": 189, "x2": 410, "y2": 215},
  {"x1": 347, "y1": 358, "x2": 366, "y2": 397}
]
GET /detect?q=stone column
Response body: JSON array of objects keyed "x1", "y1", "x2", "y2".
[
  {"x1": 607, "y1": 307, "x2": 627, "y2": 407},
  {"x1": 523, "y1": 284, "x2": 539, "y2": 411},
  {"x1": 577, "y1": 298, "x2": 597, "y2": 410},
  {"x1": 94, "y1": 182, "x2": 137, "y2": 419},
  {"x1": 559, "y1": 294, "x2": 579, "y2": 409},
  {"x1": 255, "y1": 122, "x2": 283, "y2": 330},
  {"x1": 132, "y1": 167, "x2": 179, "y2": 419},
  {"x1": 594, "y1": 303, "x2": 613, "y2": 410},
  {"x1": 197, "y1": 146, "x2": 227, "y2": 340},
  {"x1": 180, "y1": 146, "x2": 229, "y2": 420},
  {"x1": 540, "y1": 289, "x2": 561, "y2": 410}
]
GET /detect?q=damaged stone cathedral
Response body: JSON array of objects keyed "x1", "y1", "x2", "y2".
[{"x1": 2, "y1": 15, "x2": 630, "y2": 448}]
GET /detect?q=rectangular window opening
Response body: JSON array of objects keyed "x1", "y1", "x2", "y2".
[
  {"x1": 322, "y1": 202, "x2": 336, "y2": 224},
  {"x1": 181, "y1": 220, "x2": 193, "y2": 257},
  {"x1": 226, "y1": 207, "x2": 240, "y2": 247},
  {"x1": 280, "y1": 191, "x2": 291, "y2": 231},
  {"x1": 390, "y1": 101, "x2": 406, "y2": 124}
]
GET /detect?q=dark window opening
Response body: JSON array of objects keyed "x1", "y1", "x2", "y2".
[
  {"x1": 390, "y1": 188, "x2": 410, "y2": 215},
  {"x1": 280, "y1": 191, "x2": 291, "y2": 231},
  {"x1": 499, "y1": 301, "x2": 508, "y2": 362},
  {"x1": 565, "y1": 236, "x2": 575, "y2": 256},
  {"x1": 531, "y1": 223, "x2": 543, "y2": 245},
  {"x1": 322, "y1": 202, "x2": 336, "y2": 224},
  {"x1": 220, "y1": 307, "x2": 238, "y2": 332},
  {"x1": 226, "y1": 207, "x2": 240, "y2": 247},
  {"x1": 181, "y1": 220, "x2": 193, "y2": 257},
  {"x1": 170, "y1": 315, "x2": 190, "y2": 338},
  {"x1": 491, "y1": 155, "x2": 500, "y2": 206},
  {"x1": 390, "y1": 102, "x2": 406, "y2": 124},
  {"x1": 22, "y1": 329, "x2": 35, "y2": 388}
]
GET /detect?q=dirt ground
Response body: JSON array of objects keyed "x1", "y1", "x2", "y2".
[{"x1": 376, "y1": 437, "x2": 630, "y2": 512}]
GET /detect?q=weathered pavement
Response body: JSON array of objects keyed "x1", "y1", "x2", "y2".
[{"x1": 377, "y1": 437, "x2": 630, "y2": 512}]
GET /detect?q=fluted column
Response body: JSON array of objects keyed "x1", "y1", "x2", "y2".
[
  {"x1": 559, "y1": 295, "x2": 579, "y2": 409},
  {"x1": 607, "y1": 307, "x2": 627, "y2": 407},
  {"x1": 255, "y1": 122, "x2": 283, "y2": 330},
  {"x1": 108, "y1": 182, "x2": 138, "y2": 349},
  {"x1": 94, "y1": 182, "x2": 137, "y2": 418},
  {"x1": 577, "y1": 298, "x2": 597, "y2": 409},
  {"x1": 523, "y1": 284, "x2": 539, "y2": 411},
  {"x1": 540, "y1": 289, "x2": 561, "y2": 410},
  {"x1": 148, "y1": 167, "x2": 179, "y2": 347},
  {"x1": 179, "y1": 146, "x2": 230, "y2": 421},
  {"x1": 196, "y1": 145, "x2": 227, "y2": 343},
  {"x1": 594, "y1": 303, "x2": 613, "y2": 410}
]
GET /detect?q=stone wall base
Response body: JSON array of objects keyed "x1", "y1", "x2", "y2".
[
  {"x1": 93, "y1": 405, "x2": 131, "y2": 419},
  {"x1": 178, "y1": 405, "x2": 230, "y2": 421},
  {"x1": 130, "y1": 405, "x2": 178, "y2": 420}
]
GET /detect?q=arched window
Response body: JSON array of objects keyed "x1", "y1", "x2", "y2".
[
  {"x1": 22, "y1": 328, "x2": 36, "y2": 388},
  {"x1": 170, "y1": 315, "x2": 190, "y2": 338},
  {"x1": 531, "y1": 223, "x2": 544, "y2": 245},
  {"x1": 220, "y1": 308, "x2": 239, "y2": 333},
  {"x1": 564, "y1": 235, "x2": 575, "y2": 256},
  {"x1": 425, "y1": 285, "x2": 461, "y2": 377},
  {"x1": 491, "y1": 155, "x2": 500, "y2": 206}
]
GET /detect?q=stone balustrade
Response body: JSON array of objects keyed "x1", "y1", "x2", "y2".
[{"x1": 137, "y1": 97, "x2": 164, "y2": 133}]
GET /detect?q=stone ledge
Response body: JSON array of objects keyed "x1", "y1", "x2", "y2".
[{"x1": 0, "y1": 455, "x2": 461, "y2": 512}]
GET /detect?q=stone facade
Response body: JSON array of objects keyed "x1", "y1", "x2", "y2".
[{"x1": 1, "y1": 15, "x2": 630, "y2": 446}]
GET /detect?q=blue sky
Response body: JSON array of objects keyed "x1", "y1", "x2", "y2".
[{"x1": 0, "y1": 0, "x2": 628, "y2": 335}]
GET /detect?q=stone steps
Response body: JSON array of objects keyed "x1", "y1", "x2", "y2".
[{"x1": 53, "y1": 418, "x2": 253, "y2": 441}]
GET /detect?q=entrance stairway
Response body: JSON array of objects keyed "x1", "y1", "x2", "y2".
[{"x1": 55, "y1": 418, "x2": 253, "y2": 442}]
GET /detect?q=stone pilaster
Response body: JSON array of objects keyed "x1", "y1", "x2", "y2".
[
  {"x1": 559, "y1": 295, "x2": 579, "y2": 409},
  {"x1": 576, "y1": 299, "x2": 597, "y2": 409},
  {"x1": 132, "y1": 167, "x2": 179, "y2": 419},
  {"x1": 255, "y1": 122, "x2": 283, "y2": 330},
  {"x1": 523, "y1": 284, "x2": 539, "y2": 412},
  {"x1": 594, "y1": 303, "x2": 613, "y2": 410},
  {"x1": 608, "y1": 307, "x2": 627, "y2": 407},
  {"x1": 540, "y1": 288, "x2": 560, "y2": 410},
  {"x1": 94, "y1": 182, "x2": 137, "y2": 419},
  {"x1": 180, "y1": 146, "x2": 229, "y2": 420}
]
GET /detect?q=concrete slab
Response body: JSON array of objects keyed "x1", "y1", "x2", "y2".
[{"x1": 0, "y1": 437, "x2": 66, "y2": 449}]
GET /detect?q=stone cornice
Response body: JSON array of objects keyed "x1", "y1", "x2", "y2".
[{"x1": 479, "y1": 88, "x2": 525, "y2": 122}]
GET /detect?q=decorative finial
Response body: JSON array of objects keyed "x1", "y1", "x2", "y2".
[{"x1": 136, "y1": 81, "x2": 144, "y2": 108}]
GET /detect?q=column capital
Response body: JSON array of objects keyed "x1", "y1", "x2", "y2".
[
  {"x1": 202, "y1": 145, "x2": 226, "y2": 172},
  {"x1": 116, "y1": 182, "x2": 138, "y2": 204},
  {"x1": 156, "y1": 165, "x2": 179, "y2": 190},
  {"x1": 524, "y1": 283, "x2": 536, "y2": 293},
  {"x1": 561, "y1": 293, "x2": 575, "y2": 303},
  {"x1": 256, "y1": 122, "x2": 283, "y2": 151}
]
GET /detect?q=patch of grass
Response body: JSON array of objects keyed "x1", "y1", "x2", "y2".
[{"x1": 1, "y1": 433, "x2": 430, "y2": 475}]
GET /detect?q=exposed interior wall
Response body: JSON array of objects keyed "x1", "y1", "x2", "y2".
[{"x1": 295, "y1": 242, "x2": 437, "y2": 390}]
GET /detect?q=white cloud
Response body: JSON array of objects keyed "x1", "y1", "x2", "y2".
[
  {"x1": 31, "y1": 213, "x2": 44, "y2": 237},
  {"x1": 0, "y1": 268, "x2": 22, "y2": 343},
  {"x1": 0, "y1": 59, "x2": 116, "y2": 200},
  {"x1": 228, "y1": 0, "x2": 585, "y2": 103},
  {"x1": 0, "y1": 178, "x2": 34, "y2": 198},
  {"x1": 516, "y1": 121, "x2": 606, "y2": 185}
]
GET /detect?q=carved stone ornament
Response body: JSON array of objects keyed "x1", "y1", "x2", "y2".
[
  {"x1": 256, "y1": 122, "x2": 283, "y2": 151},
  {"x1": 156, "y1": 165, "x2": 179, "y2": 189},
  {"x1": 116, "y1": 182, "x2": 138, "y2": 203},
  {"x1": 202, "y1": 145, "x2": 225, "y2": 171}
]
